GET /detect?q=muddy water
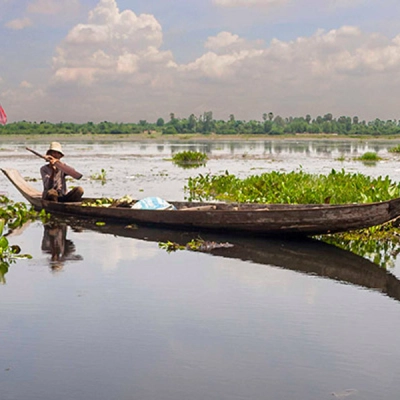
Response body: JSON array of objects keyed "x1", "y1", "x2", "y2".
[{"x1": 1, "y1": 139, "x2": 400, "y2": 400}]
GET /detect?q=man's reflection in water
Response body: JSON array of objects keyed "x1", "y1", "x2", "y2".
[{"x1": 41, "y1": 222, "x2": 83, "y2": 271}]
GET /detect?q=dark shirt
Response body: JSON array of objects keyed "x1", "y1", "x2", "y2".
[{"x1": 40, "y1": 164, "x2": 67, "y2": 196}]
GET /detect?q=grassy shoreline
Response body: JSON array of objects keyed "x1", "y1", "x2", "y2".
[{"x1": 2, "y1": 132, "x2": 400, "y2": 143}]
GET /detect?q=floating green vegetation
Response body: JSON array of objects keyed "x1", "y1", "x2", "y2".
[
  {"x1": 159, "y1": 238, "x2": 233, "y2": 253},
  {"x1": 0, "y1": 195, "x2": 48, "y2": 230},
  {"x1": 90, "y1": 168, "x2": 107, "y2": 184},
  {"x1": 357, "y1": 152, "x2": 381, "y2": 161},
  {"x1": 0, "y1": 219, "x2": 31, "y2": 265},
  {"x1": 24, "y1": 176, "x2": 38, "y2": 182},
  {"x1": 320, "y1": 220, "x2": 400, "y2": 268},
  {"x1": 184, "y1": 170, "x2": 400, "y2": 267},
  {"x1": 336, "y1": 155, "x2": 346, "y2": 162},
  {"x1": 172, "y1": 151, "x2": 208, "y2": 169},
  {"x1": 0, "y1": 196, "x2": 47, "y2": 282},
  {"x1": 185, "y1": 169, "x2": 400, "y2": 204},
  {"x1": 388, "y1": 145, "x2": 400, "y2": 153},
  {"x1": 159, "y1": 240, "x2": 185, "y2": 253}
]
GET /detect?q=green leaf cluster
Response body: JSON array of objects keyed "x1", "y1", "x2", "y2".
[
  {"x1": 388, "y1": 145, "x2": 400, "y2": 153},
  {"x1": 0, "y1": 195, "x2": 48, "y2": 229},
  {"x1": 321, "y1": 221, "x2": 400, "y2": 268},
  {"x1": 172, "y1": 151, "x2": 208, "y2": 169},
  {"x1": 185, "y1": 169, "x2": 400, "y2": 204},
  {"x1": 90, "y1": 168, "x2": 107, "y2": 184},
  {"x1": 357, "y1": 152, "x2": 381, "y2": 161},
  {"x1": 185, "y1": 170, "x2": 400, "y2": 267},
  {"x1": 0, "y1": 218, "x2": 32, "y2": 283},
  {"x1": 0, "y1": 196, "x2": 45, "y2": 281}
]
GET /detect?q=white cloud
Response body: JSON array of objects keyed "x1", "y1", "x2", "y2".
[
  {"x1": 53, "y1": 67, "x2": 97, "y2": 85},
  {"x1": 205, "y1": 31, "x2": 244, "y2": 50},
  {"x1": 27, "y1": 0, "x2": 80, "y2": 15},
  {"x1": 17, "y1": 0, "x2": 400, "y2": 123},
  {"x1": 172, "y1": 25, "x2": 400, "y2": 120},
  {"x1": 52, "y1": 0, "x2": 172, "y2": 85},
  {"x1": 285, "y1": 26, "x2": 400, "y2": 76},
  {"x1": 5, "y1": 17, "x2": 32, "y2": 30},
  {"x1": 180, "y1": 49, "x2": 263, "y2": 79},
  {"x1": 192, "y1": 25, "x2": 400, "y2": 81},
  {"x1": 20, "y1": 80, "x2": 33, "y2": 88},
  {"x1": 204, "y1": 31, "x2": 264, "y2": 56},
  {"x1": 2, "y1": 87, "x2": 44, "y2": 105},
  {"x1": 117, "y1": 53, "x2": 139, "y2": 74}
]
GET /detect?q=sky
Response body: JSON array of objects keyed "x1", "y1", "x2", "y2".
[{"x1": 1, "y1": 0, "x2": 400, "y2": 123}]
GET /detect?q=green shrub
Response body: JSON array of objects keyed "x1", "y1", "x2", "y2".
[
  {"x1": 358, "y1": 152, "x2": 380, "y2": 161},
  {"x1": 172, "y1": 151, "x2": 208, "y2": 169}
]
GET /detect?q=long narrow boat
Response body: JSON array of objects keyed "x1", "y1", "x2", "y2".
[{"x1": 3, "y1": 167, "x2": 400, "y2": 236}]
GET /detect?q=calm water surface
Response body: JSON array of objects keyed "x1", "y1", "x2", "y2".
[{"x1": 1, "y1": 139, "x2": 400, "y2": 400}]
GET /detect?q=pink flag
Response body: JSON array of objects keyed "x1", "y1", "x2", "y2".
[{"x1": 0, "y1": 105, "x2": 7, "y2": 125}]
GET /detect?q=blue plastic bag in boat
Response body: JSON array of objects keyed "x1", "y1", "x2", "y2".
[{"x1": 131, "y1": 197, "x2": 176, "y2": 210}]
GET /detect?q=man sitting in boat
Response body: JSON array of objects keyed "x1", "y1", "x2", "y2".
[{"x1": 40, "y1": 142, "x2": 84, "y2": 202}]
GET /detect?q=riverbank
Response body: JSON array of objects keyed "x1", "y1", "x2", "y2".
[{"x1": 2, "y1": 132, "x2": 400, "y2": 143}]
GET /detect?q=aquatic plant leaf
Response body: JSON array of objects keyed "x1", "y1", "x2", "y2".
[{"x1": 0, "y1": 236, "x2": 9, "y2": 249}]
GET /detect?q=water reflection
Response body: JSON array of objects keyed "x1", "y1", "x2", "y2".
[
  {"x1": 0, "y1": 261, "x2": 9, "y2": 284},
  {"x1": 173, "y1": 161, "x2": 206, "y2": 169},
  {"x1": 79, "y1": 139, "x2": 397, "y2": 157},
  {"x1": 64, "y1": 218, "x2": 400, "y2": 303},
  {"x1": 41, "y1": 221, "x2": 83, "y2": 271}
]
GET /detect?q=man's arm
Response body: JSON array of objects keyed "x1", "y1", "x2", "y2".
[
  {"x1": 30, "y1": 148, "x2": 83, "y2": 180},
  {"x1": 40, "y1": 164, "x2": 56, "y2": 191}
]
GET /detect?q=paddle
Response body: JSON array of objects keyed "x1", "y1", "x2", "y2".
[{"x1": 26, "y1": 147, "x2": 83, "y2": 180}]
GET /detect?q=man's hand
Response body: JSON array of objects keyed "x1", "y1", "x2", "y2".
[{"x1": 45, "y1": 155, "x2": 59, "y2": 170}]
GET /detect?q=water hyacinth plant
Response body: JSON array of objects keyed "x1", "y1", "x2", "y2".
[
  {"x1": 0, "y1": 196, "x2": 47, "y2": 282},
  {"x1": 320, "y1": 221, "x2": 400, "y2": 269},
  {"x1": 0, "y1": 195, "x2": 48, "y2": 230},
  {"x1": 90, "y1": 168, "x2": 107, "y2": 184},
  {"x1": 0, "y1": 218, "x2": 33, "y2": 283},
  {"x1": 357, "y1": 152, "x2": 381, "y2": 162},
  {"x1": 185, "y1": 169, "x2": 400, "y2": 204},
  {"x1": 184, "y1": 169, "x2": 400, "y2": 268},
  {"x1": 172, "y1": 151, "x2": 208, "y2": 169},
  {"x1": 0, "y1": 219, "x2": 31, "y2": 262}
]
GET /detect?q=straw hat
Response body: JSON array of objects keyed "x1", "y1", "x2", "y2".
[{"x1": 47, "y1": 142, "x2": 64, "y2": 156}]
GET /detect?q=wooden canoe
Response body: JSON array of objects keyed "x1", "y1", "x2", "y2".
[{"x1": 3, "y1": 167, "x2": 400, "y2": 236}]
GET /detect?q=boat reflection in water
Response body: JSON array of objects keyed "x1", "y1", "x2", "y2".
[
  {"x1": 59, "y1": 216, "x2": 400, "y2": 304},
  {"x1": 41, "y1": 221, "x2": 83, "y2": 271}
]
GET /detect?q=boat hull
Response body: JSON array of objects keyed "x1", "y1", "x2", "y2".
[{"x1": 3, "y1": 168, "x2": 400, "y2": 236}]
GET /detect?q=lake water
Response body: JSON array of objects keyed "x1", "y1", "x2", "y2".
[{"x1": 1, "y1": 138, "x2": 400, "y2": 400}]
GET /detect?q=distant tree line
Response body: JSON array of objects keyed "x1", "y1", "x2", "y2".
[{"x1": 1, "y1": 112, "x2": 400, "y2": 136}]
